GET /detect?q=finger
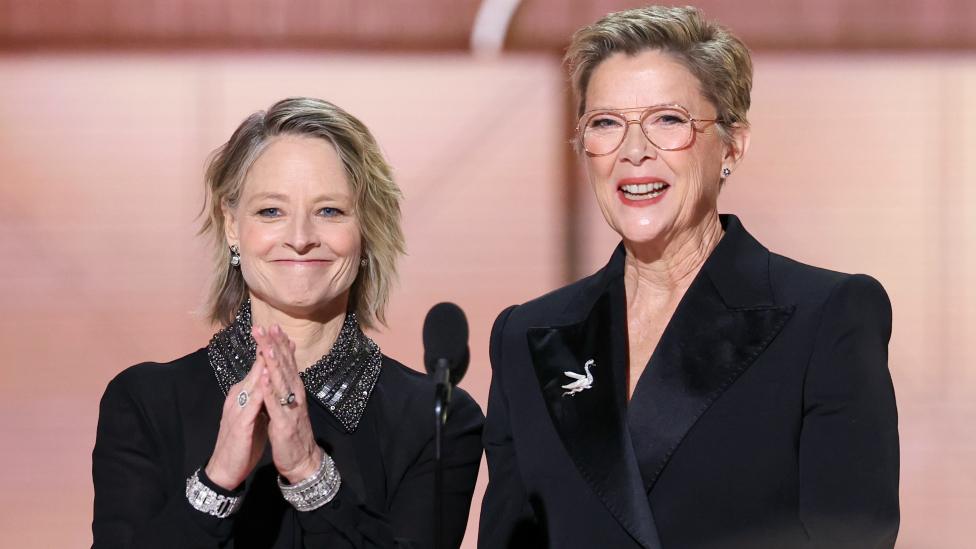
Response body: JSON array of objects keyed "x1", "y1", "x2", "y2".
[
  {"x1": 270, "y1": 326, "x2": 304, "y2": 397},
  {"x1": 266, "y1": 342, "x2": 297, "y2": 409},
  {"x1": 260, "y1": 365, "x2": 304, "y2": 430},
  {"x1": 235, "y1": 354, "x2": 268, "y2": 421},
  {"x1": 253, "y1": 325, "x2": 285, "y2": 369},
  {"x1": 260, "y1": 367, "x2": 287, "y2": 422},
  {"x1": 251, "y1": 325, "x2": 272, "y2": 359},
  {"x1": 244, "y1": 345, "x2": 268, "y2": 385},
  {"x1": 225, "y1": 347, "x2": 266, "y2": 414},
  {"x1": 265, "y1": 326, "x2": 302, "y2": 402},
  {"x1": 229, "y1": 331, "x2": 269, "y2": 395},
  {"x1": 259, "y1": 327, "x2": 294, "y2": 403}
]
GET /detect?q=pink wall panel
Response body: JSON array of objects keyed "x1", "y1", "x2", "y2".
[
  {"x1": 0, "y1": 56, "x2": 216, "y2": 546},
  {"x1": 1, "y1": 52, "x2": 974, "y2": 548}
]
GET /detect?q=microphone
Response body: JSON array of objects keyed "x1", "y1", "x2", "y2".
[
  {"x1": 422, "y1": 302, "x2": 470, "y2": 390},
  {"x1": 422, "y1": 302, "x2": 470, "y2": 549}
]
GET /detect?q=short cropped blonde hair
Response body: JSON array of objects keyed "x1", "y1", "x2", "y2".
[
  {"x1": 200, "y1": 97, "x2": 404, "y2": 329},
  {"x1": 565, "y1": 5, "x2": 753, "y2": 142}
]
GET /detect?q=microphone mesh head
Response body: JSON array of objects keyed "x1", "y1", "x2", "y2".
[{"x1": 422, "y1": 302, "x2": 470, "y2": 383}]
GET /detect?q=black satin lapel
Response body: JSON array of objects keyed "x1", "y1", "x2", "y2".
[
  {"x1": 528, "y1": 294, "x2": 661, "y2": 549},
  {"x1": 628, "y1": 275, "x2": 794, "y2": 492}
]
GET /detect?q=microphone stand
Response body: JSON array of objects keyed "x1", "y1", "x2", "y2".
[{"x1": 433, "y1": 359, "x2": 452, "y2": 549}]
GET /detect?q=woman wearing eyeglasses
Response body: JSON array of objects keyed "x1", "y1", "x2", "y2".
[{"x1": 479, "y1": 6, "x2": 899, "y2": 549}]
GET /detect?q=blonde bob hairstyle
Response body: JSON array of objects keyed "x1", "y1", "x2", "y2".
[
  {"x1": 565, "y1": 5, "x2": 753, "y2": 144},
  {"x1": 200, "y1": 97, "x2": 405, "y2": 329}
]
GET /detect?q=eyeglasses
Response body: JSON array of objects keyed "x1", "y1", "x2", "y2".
[{"x1": 577, "y1": 104, "x2": 720, "y2": 156}]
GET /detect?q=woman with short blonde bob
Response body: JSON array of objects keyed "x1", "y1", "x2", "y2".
[
  {"x1": 93, "y1": 97, "x2": 484, "y2": 548},
  {"x1": 480, "y1": 6, "x2": 898, "y2": 548}
]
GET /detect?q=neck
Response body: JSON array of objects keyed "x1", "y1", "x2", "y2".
[
  {"x1": 623, "y1": 212, "x2": 723, "y2": 304},
  {"x1": 248, "y1": 295, "x2": 349, "y2": 371}
]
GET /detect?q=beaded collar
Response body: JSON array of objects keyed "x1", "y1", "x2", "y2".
[{"x1": 207, "y1": 299, "x2": 382, "y2": 433}]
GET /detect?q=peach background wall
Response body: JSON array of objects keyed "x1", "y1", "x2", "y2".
[{"x1": 0, "y1": 52, "x2": 973, "y2": 548}]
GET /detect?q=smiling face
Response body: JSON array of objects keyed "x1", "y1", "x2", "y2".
[
  {"x1": 223, "y1": 135, "x2": 362, "y2": 320},
  {"x1": 582, "y1": 49, "x2": 749, "y2": 250}
]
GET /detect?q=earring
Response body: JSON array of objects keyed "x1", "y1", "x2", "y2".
[
  {"x1": 230, "y1": 245, "x2": 241, "y2": 267},
  {"x1": 360, "y1": 257, "x2": 368, "y2": 268},
  {"x1": 721, "y1": 167, "x2": 732, "y2": 178}
]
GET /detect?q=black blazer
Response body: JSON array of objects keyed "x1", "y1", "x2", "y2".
[
  {"x1": 93, "y1": 349, "x2": 484, "y2": 548},
  {"x1": 479, "y1": 215, "x2": 899, "y2": 549}
]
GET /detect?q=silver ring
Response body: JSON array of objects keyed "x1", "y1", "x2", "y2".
[
  {"x1": 237, "y1": 390, "x2": 249, "y2": 408},
  {"x1": 279, "y1": 392, "x2": 296, "y2": 406}
]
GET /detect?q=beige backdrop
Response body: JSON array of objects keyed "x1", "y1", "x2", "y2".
[{"x1": 0, "y1": 52, "x2": 973, "y2": 548}]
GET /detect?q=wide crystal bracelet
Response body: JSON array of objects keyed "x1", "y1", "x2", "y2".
[
  {"x1": 185, "y1": 468, "x2": 243, "y2": 518},
  {"x1": 277, "y1": 451, "x2": 341, "y2": 512}
]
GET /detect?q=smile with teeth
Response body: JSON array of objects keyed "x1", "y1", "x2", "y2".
[{"x1": 620, "y1": 182, "x2": 669, "y2": 200}]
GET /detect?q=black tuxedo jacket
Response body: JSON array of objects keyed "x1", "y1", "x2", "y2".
[
  {"x1": 479, "y1": 215, "x2": 899, "y2": 549},
  {"x1": 93, "y1": 350, "x2": 484, "y2": 548}
]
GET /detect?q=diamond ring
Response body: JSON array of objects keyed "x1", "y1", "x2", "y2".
[
  {"x1": 279, "y1": 392, "x2": 296, "y2": 406},
  {"x1": 237, "y1": 390, "x2": 249, "y2": 408}
]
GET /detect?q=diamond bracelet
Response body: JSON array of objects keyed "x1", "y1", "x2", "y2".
[
  {"x1": 277, "y1": 451, "x2": 342, "y2": 512},
  {"x1": 185, "y1": 468, "x2": 243, "y2": 518}
]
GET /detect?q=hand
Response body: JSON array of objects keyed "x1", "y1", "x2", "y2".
[
  {"x1": 254, "y1": 324, "x2": 323, "y2": 484},
  {"x1": 205, "y1": 352, "x2": 269, "y2": 490}
]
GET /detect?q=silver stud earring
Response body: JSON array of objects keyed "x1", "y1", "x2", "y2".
[
  {"x1": 721, "y1": 167, "x2": 732, "y2": 178},
  {"x1": 230, "y1": 245, "x2": 241, "y2": 267},
  {"x1": 360, "y1": 257, "x2": 368, "y2": 268}
]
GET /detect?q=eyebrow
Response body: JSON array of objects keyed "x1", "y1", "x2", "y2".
[
  {"x1": 585, "y1": 103, "x2": 680, "y2": 113},
  {"x1": 250, "y1": 192, "x2": 289, "y2": 202},
  {"x1": 248, "y1": 192, "x2": 348, "y2": 202}
]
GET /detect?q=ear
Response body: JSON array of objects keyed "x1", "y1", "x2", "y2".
[
  {"x1": 221, "y1": 199, "x2": 239, "y2": 248},
  {"x1": 722, "y1": 124, "x2": 751, "y2": 174}
]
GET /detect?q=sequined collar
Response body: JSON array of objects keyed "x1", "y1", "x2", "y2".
[{"x1": 207, "y1": 299, "x2": 382, "y2": 433}]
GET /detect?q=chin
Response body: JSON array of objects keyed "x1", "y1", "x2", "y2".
[
  {"x1": 261, "y1": 290, "x2": 335, "y2": 316},
  {"x1": 612, "y1": 214, "x2": 671, "y2": 244}
]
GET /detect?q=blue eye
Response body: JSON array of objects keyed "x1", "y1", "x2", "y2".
[
  {"x1": 649, "y1": 113, "x2": 689, "y2": 126},
  {"x1": 588, "y1": 115, "x2": 624, "y2": 130},
  {"x1": 257, "y1": 208, "x2": 281, "y2": 217},
  {"x1": 319, "y1": 207, "x2": 344, "y2": 217}
]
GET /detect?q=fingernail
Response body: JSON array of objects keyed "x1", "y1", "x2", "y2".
[
  {"x1": 268, "y1": 347, "x2": 275, "y2": 359},
  {"x1": 258, "y1": 326, "x2": 266, "y2": 336}
]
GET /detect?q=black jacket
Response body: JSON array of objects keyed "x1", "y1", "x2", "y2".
[
  {"x1": 93, "y1": 350, "x2": 484, "y2": 548},
  {"x1": 479, "y1": 214, "x2": 899, "y2": 549}
]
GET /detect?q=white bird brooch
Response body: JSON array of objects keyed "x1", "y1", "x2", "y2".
[{"x1": 562, "y1": 359, "x2": 595, "y2": 396}]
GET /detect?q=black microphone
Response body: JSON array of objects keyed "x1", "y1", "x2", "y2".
[
  {"x1": 422, "y1": 302, "x2": 469, "y2": 549},
  {"x1": 422, "y1": 302, "x2": 470, "y2": 390}
]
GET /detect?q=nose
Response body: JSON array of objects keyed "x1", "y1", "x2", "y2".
[
  {"x1": 618, "y1": 119, "x2": 656, "y2": 164},
  {"x1": 285, "y1": 213, "x2": 320, "y2": 254}
]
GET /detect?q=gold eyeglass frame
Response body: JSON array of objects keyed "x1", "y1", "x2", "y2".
[{"x1": 576, "y1": 103, "x2": 720, "y2": 156}]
